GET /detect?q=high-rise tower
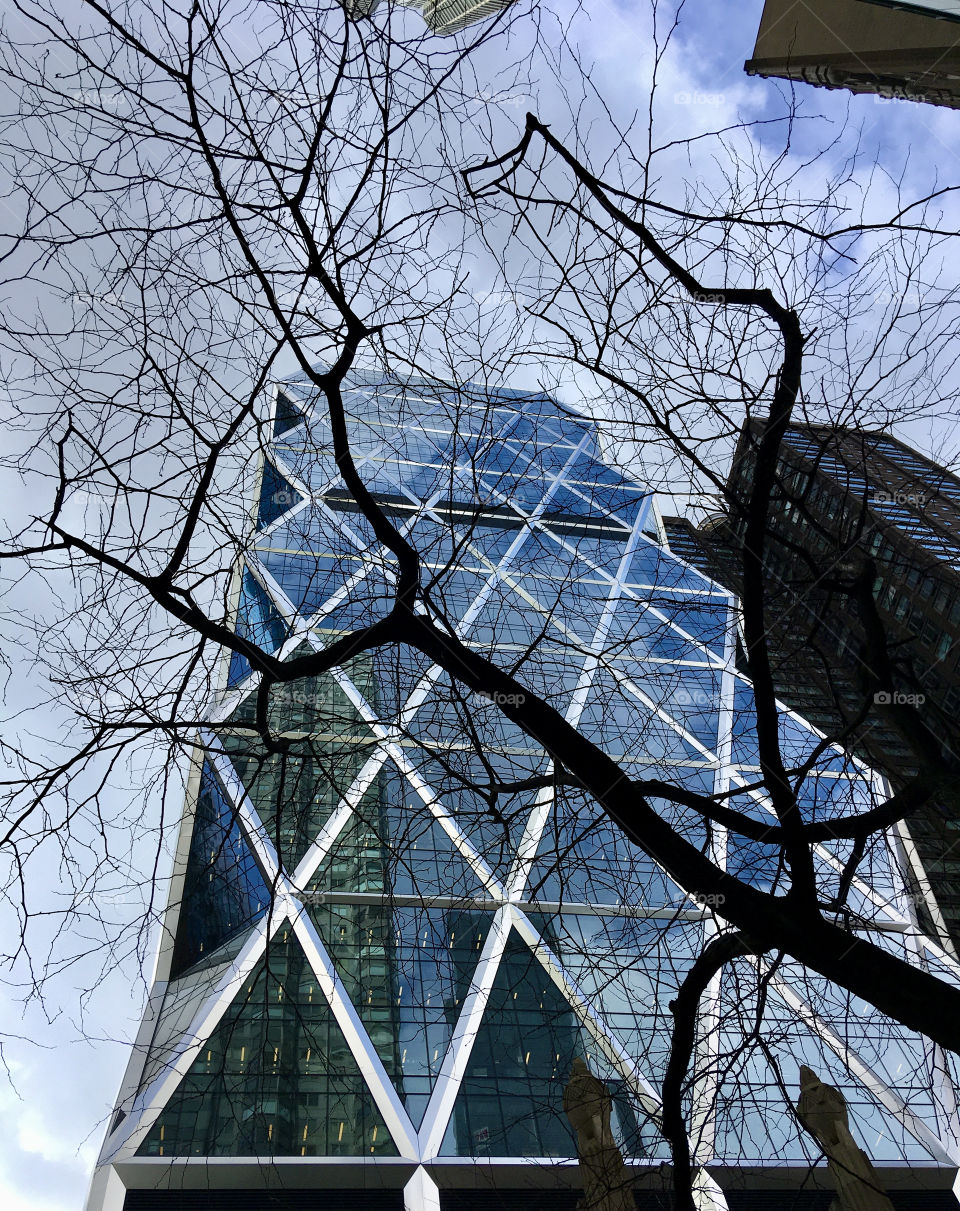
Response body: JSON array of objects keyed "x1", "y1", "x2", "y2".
[
  {"x1": 664, "y1": 421, "x2": 960, "y2": 949},
  {"x1": 348, "y1": 0, "x2": 520, "y2": 37},
  {"x1": 87, "y1": 374, "x2": 960, "y2": 1209}
]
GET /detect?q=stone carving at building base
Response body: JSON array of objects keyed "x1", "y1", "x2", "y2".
[
  {"x1": 564, "y1": 1058, "x2": 635, "y2": 1211},
  {"x1": 797, "y1": 1065, "x2": 895, "y2": 1211}
]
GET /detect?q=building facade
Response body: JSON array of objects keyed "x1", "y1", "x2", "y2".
[
  {"x1": 349, "y1": 0, "x2": 520, "y2": 36},
  {"x1": 87, "y1": 376, "x2": 960, "y2": 1209},
  {"x1": 664, "y1": 421, "x2": 960, "y2": 947},
  {"x1": 745, "y1": 0, "x2": 960, "y2": 108}
]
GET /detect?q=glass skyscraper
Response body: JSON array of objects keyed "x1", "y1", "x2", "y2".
[{"x1": 87, "y1": 373, "x2": 960, "y2": 1210}]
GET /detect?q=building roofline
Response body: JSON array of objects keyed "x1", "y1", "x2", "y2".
[{"x1": 734, "y1": 415, "x2": 960, "y2": 495}]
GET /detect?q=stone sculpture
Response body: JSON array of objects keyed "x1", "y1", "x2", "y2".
[
  {"x1": 796, "y1": 1064, "x2": 894, "y2": 1211},
  {"x1": 564, "y1": 1058, "x2": 635, "y2": 1211}
]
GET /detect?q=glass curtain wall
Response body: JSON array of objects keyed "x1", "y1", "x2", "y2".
[{"x1": 87, "y1": 371, "x2": 960, "y2": 1209}]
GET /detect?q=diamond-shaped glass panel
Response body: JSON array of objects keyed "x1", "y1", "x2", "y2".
[
  {"x1": 309, "y1": 904, "x2": 498, "y2": 1127},
  {"x1": 306, "y1": 765, "x2": 494, "y2": 899}
]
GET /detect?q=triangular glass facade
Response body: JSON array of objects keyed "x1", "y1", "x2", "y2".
[
  {"x1": 226, "y1": 567, "x2": 289, "y2": 688},
  {"x1": 442, "y1": 923, "x2": 586, "y2": 1159},
  {"x1": 89, "y1": 373, "x2": 960, "y2": 1208},
  {"x1": 141, "y1": 922, "x2": 398, "y2": 1157},
  {"x1": 170, "y1": 761, "x2": 271, "y2": 978}
]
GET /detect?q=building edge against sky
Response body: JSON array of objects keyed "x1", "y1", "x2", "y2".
[
  {"x1": 744, "y1": 0, "x2": 960, "y2": 108},
  {"x1": 86, "y1": 371, "x2": 960, "y2": 1209}
]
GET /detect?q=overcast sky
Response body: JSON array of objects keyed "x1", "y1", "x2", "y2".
[{"x1": 5, "y1": 2, "x2": 960, "y2": 1208}]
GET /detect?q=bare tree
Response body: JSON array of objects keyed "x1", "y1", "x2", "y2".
[
  {"x1": 3, "y1": 1, "x2": 960, "y2": 1207},
  {"x1": 458, "y1": 101, "x2": 960, "y2": 1201}
]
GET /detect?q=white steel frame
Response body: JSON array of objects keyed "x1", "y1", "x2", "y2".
[{"x1": 87, "y1": 380, "x2": 960, "y2": 1211}]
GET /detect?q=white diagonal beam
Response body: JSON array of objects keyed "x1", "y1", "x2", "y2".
[
  {"x1": 511, "y1": 906, "x2": 728, "y2": 1208},
  {"x1": 417, "y1": 906, "x2": 514, "y2": 1161},
  {"x1": 311, "y1": 657, "x2": 507, "y2": 900},
  {"x1": 753, "y1": 955, "x2": 960, "y2": 1166},
  {"x1": 198, "y1": 736, "x2": 423, "y2": 1158},
  {"x1": 509, "y1": 905, "x2": 661, "y2": 1116},
  {"x1": 98, "y1": 909, "x2": 278, "y2": 1162},
  {"x1": 507, "y1": 505, "x2": 654, "y2": 901},
  {"x1": 290, "y1": 902, "x2": 421, "y2": 1159},
  {"x1": 690, "y1": 621, "x2": 737, "y2": 1165}
]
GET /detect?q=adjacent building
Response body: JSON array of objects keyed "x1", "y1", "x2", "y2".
[
  {"x1": 87, "y1": 375, "x2": 960, "y2": 1209},
  {"x1": 745, "y1": 0, "x2": 960, "y2": 108},
  {"x1": 665, "y1": 420, "x2": 960, "y2": 948},
  {"x1": 349, "y1": 0, "x2": 520, "y2": 36}
]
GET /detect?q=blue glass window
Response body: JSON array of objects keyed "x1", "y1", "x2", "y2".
[
  {"x1": 142, "y1": 924, "x2": 397, "y2": 1157},
  {"x1": 441, "y1": 924, "x2": 583, "y2": 1158},
  {"x1": 227, "y1": 568, "x2": 288, "y2": 687},
  {"x1": 170, "y1": 762, "x2": 270, "y2": 978},
  {"x1": 273, "y1": 389, "x2": 306, "y2": 436},
  {"x1": 256, "y1": 458, "x2": 303, "y2": 530}
]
